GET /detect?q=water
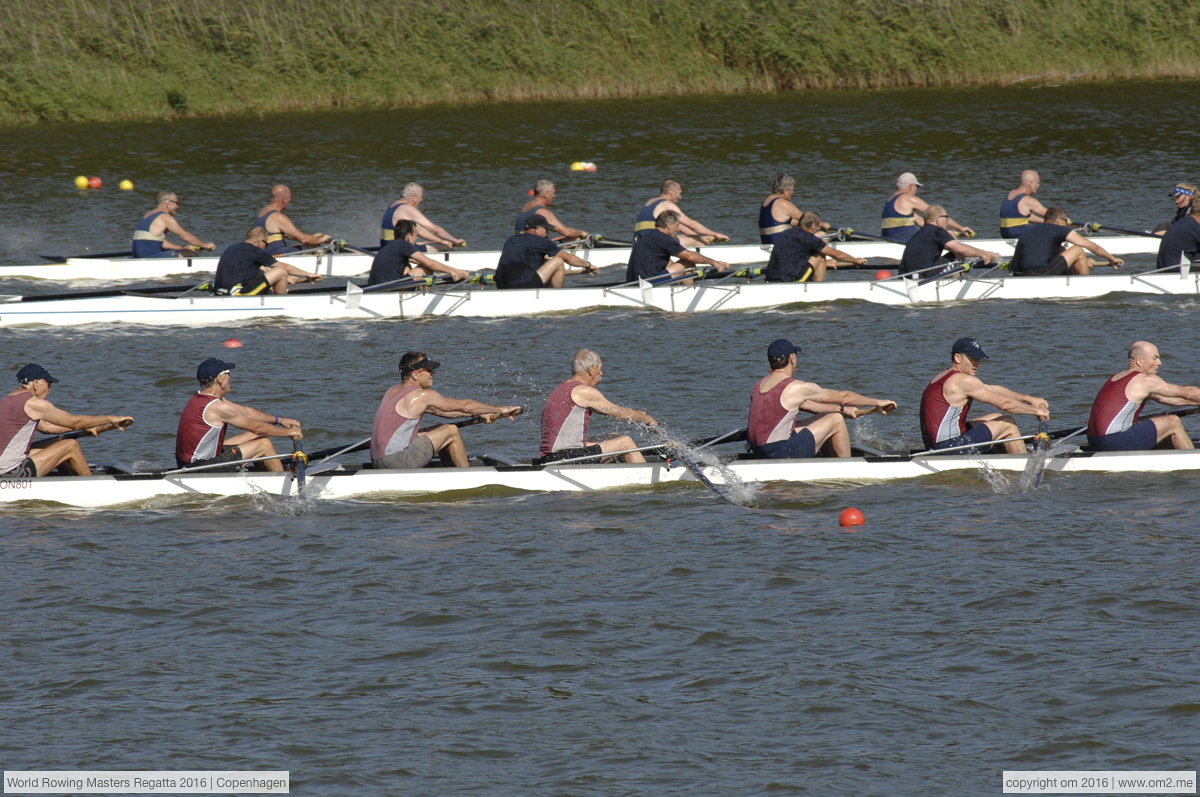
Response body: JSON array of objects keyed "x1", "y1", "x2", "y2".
[{"x1": 4, "y1": 82, "x2": 1200, "y2": 795}]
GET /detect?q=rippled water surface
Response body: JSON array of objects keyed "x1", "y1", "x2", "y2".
[{"x1": 3, "y1": 82, "x2": 1200, "y2": 796}]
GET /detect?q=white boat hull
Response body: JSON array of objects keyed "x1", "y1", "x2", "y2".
[
  {"x1": 0, "y1": 449, "x2": 1195, "y2": 508},
  {"x1": 1, "y1": 267, "x2": 1197, "y2": 328},
  {"x1": 1, "y1": 235, "x2": 1159, "y2": 282}
]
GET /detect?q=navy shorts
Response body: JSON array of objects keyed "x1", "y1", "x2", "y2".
[
  {"x1": 930, "y1": 423, "x2": 994, "y2": 454},
  {"x1": 751, "y1": 428, "x2": 817, "y2": 459},
  {"x1": 1087, "y1": 418, "x2": 1158, "y2": 452},
  {"x1": 1015, "y1": 255, "x2": 1068, "y2": 277}
]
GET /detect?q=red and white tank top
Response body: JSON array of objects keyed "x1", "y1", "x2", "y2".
[
  {"x1": 371, "y1": 384, "x2": 423, "y2": 460},
  {"x1": 176, "y1": 392, "x2": 228, "y2": 464},
  {"x1": 540, "y1": 379, "x2": 591, "y2": 456},
  {"x1": 920, "y1": 371, "x2": 973, "y2": 448},
  {"x1": 747, "y1": 376, "x2": 798, "y2": 448},
  {"x1": 1087, "y1": 371, "x2": 1145, "y2": 436},
  {"x1": 0, "y1": 392, "x2": 38, "y2": 474}
]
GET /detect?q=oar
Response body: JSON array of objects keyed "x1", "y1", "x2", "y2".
[
  {"x1": 16, "y1": 283, "x2": 204, "y2": 304},
  {"x1": 291, "y1": 438, "x2": 307, "y2": 499},
  {"x1": 834, "y1": 227, "x2": 897, "y2": 244},
  {"x1": 38, "y1": 250, "x2": 135, "y2": 263},
  {"x1": 1075, "y1": 222, "x2": 1160, "y2": 239},
  {"x1": 1031, "y1": 420, "x2": 1052, "y2": 488},
  {"x1": 35, "y1": 419, "x2": 133, "y2": 444}
]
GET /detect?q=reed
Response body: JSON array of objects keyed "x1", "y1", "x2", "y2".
[{"x1": 0, "y1": 0, "x2": 1196, "y2": 124}]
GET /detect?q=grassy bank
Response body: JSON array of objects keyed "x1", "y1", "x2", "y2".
[{"x1": 1, "y1": 0, "x2": 1198, "y2": 124}]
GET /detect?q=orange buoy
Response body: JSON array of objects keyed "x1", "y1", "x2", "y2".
[
  {"x1": 874, "y1": 269, "x2": 893, "y2": 280},
  {"x1": 87, "y1": 177, "x2": 102, "y2": 189},
  {"x1": 223, "y1": 338, "x2": 243, "y2": 348},
  {"x1": 839, "y1": 507, "x2": 865, "y2": 527},
  {"x1": 527, "y1": 189, "x2": 536, "y2": 195}
]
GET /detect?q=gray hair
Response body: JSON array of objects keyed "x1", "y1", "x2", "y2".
[
  {"x1": 656, "y1": 209, "x2": 680, "y2": 229},
  {"x1": 533, "y1": 179, "x2": 555, "y2": 197},
  {"x1": 772, "y1": 173, "x2": 795, "y2": 194},
  {"x1": 156, "y1": 191, "x2": 176, "y2": 205},
  {"x1": 401, "y1": 182, "x2": 423, "y2": 200},
  {"x1": 245, "y1": 226, "x2": 268, "y2": 242},
  {"x1": 571, "y1": 349, "x2": 601, "y2": 375}
]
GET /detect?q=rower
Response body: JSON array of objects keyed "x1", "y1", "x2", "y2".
[
  {"x1": 1155, "y1": 201, "x2": 1200, "y2": 270},
  {"x1": 625, "y1": 210, "x2": 729, "y2": 285},
  {"x1": 538, "y1": 349, "x2": 656, "y2": 464},
  {"x1": 371, "y1": 352, "x2": 520, "y2": 469},
  {"x1": 999, "y1": 170, "x2": 1051, "y2": 238},
  {"x1": 1154, "y1": 183, "x2": 1197, "y2": 234},
  {"x1": 0, "y1": 364, "x2": 132, "y2": 478},
  {"x1": 368, "y1": 220, "x2": 468, "y2": 286},
  {"x1": 919, "y1": 337, "x2": 1048, "y2": 454},
  {"x1": 175, "y1": 358, "x2": 302, "y2": 472},
  {"x1": 747, "y1": 339, "x2": 895, "y2": 459},
  {"x1": 759, "y1": 173, "x2": 828, "y2": 244},
  {"x1": 633, "y1": 180, "x2": 727, "y2": 245},
  {"x1": 214, "y1": 227, "x2": 324, "y2": 295},
  {"x1": 1086, "y1": 341, "x2": 1200, "y2": 451},
  {"x1": 495, "y1": 215, "x2": 598, "y2": 289},
  {"x1": 899, "y1": 206, "x2": 998, "y2": 276},
  {"x1": 131, "y1": 191, "x2": 215, "y2": 258},
  {"x1": 380, "y1": 183, "x2": 465, "y2": 250},
  {"x1": 881, "y1": 173, "x2": 973, "y2": 243},
  {"x1": 515, "y1": 180, "x2": 588, "y2": 242},
  {"x1": 253, "y1": 185, "x2": 331, "y2": 255},
  {"x1": 764, "y1": 213, "x2": 865, "y2": 283},
  {"x1": 1009, "y1": 207, "x2": 1123, "y2": 275}
]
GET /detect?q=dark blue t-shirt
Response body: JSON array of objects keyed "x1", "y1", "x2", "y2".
[
  {"x1": 368, "y1": 239, "x2": 421, "y2": 286},
  {"x1": 215, "y1": 242, "x2": 277, "y2": 290},
  {"x1": 497, "y1": 233, "x2": 560, "y2": 289},
  {"x1": 899, "y1": 225, "x2": 956, "y2": 275},
  {"x1": 1156, "y1": 216, "x2": 1200, "y2": 269},
  {"x1": 626, "y1": 229, "x2": 686, "y2": 281},
  {"x1": 1010, "y1": 224, "x2": 1073, "y2": 273},
  {"x1": 764, "y1": 227, "x2": 827, "y2": 282}
]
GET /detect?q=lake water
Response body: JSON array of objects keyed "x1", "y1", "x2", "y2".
[{"x1": 2, "y1": 81, "x2": 1199, "y2": 796}]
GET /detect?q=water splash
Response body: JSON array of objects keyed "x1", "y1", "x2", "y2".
[
  {"x1": 651, "y1": 422, "x2": 761, "y2": 507},
  {"x1": 979, "y1": 439, "x2": 1080, "y2": 494},
  {"x1": 248, "y1": 482, "x2": 311, "y2": 517}
]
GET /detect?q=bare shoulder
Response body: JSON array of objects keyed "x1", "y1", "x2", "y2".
[{"x1": 571, "y1": 383, "x2": 604, "y2": 405}]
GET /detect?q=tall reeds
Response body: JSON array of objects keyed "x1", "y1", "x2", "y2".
[{"x1": 0, "y1": 0, "x2": 1196, "y2": 124}]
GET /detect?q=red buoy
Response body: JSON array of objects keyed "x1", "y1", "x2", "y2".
[
  {"x1": 87, "y1": 176, "x2": 102, "y2": 189},
  {"x1": 839, "y1": 507, "x2": 865, "y2": 527},
  {"x1": 874, "y1": 269, "x2": 893, "y2": 280},
  {"x1": 223, "y1": 338, "x2": 243, "y2": 348}
]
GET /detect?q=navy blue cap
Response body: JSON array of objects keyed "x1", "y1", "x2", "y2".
[
  {"x1": 399, "y1": 356, "x2": 441, "y2": 376},
  {"x1": 952, "y1": 337, "x2": 989, "y2": 360},
  {"x1": 16, "y1": 364, "x2": 59, "y2": 384},
  {"x1": 767, "y1": 338, "x2": 802, "y2": 359},
  {"x1": 524, "y1": 214, "x2": 550, "y2": 230},
  {"x1": 197, "y1": 357, "x2": 236, "y2": 382}
]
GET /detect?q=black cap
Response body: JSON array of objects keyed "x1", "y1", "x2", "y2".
[
  {"x1": 399, "y1": 356, "x2": 441, "y2": 376},
  {"x1": 951, "y1": 337, "x2": 989, "y2": 360},
  {"x1": 197, "y1": 357, "x2": 236, "y2": 382},
  {"x1": 524, "y1": 214, "x2": 550, "y2": 230},
  {"x1": 767, "y1": 338, "x2": 802, "y2": 359},
  {"x1": 16, "y1": 364, "x2": 59, "y2": 384}
]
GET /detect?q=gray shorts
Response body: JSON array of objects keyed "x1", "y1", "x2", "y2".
[{"x1": 373, "y1": 435, "x2": 435, "y2": 470}]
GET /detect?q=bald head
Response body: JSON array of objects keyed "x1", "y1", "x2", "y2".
[
  {"x1": 1129, "y1": 341, "x2": 1158, "y2": 362},
  {"x1": 271, "y1": 184, "x2": 291, "y2": 201},
  {"x1": 661, "y1": 180, "x2": 681, "y2": 196},
  {"x1": 1021, "y1": 170, "x2": 1040, "y2": 185},
  {"x1": 923, "y1": 205, "x2": 947, "y2": 223}
]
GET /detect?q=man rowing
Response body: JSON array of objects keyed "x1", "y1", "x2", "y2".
[
  {"x1": 764, "y1": 213, "x2": 865, "y2": 283},
  {"x1": 515, "y1": 180, "x2": 588, "y2": 242},
  {"x1": 1155, "y1": 201, "x2": 1200, "y2": 270},
  {"x1": 759, "y1": 173, "x2": 827, "y2": 243},
  {"x1": 1000, "y1": 170, "x2": 1051, "y2": 238},
  {"x1": 175, "y1": 358, "x2": 302, "y2": 472},
  {"x1": 368, "y1": 220, "x2": 468, "y2": 286},
  {"x1": 0, "y1": 364, "x2": 132, "y2": 478},
  {"x1": 881, "y1": 173, "x2": 973, "y2": 243},
  {"x1": 1009, "y1": 207, "x2": 1123, "y2": 275},
  {"x1": 920, "y1": 337, "x2": 1049, "y2": 454},
  {"x1": 214, "y1": 227, "x2": 324, "y2": 295},
  {"x1": 380, "y1": 183, "x2": 465, "y2": 250},
  {"x1": 747, "y1": 339, "x2": 895, "y2": 459},
  {"x1": 131, "y1": 191, "x2": 215, "y2": 258},
  {"x1": 253, "y1": 185, "x2": 331, "y2": 255},
  {"x1": 496, "y1": 215, "x2": 598, "y2": 289},
  {"x1": 371, "y1": 352, "x2": 520, "y2": 469},
  {"x1": 625, "y1": 210, "x2": 729, "y2": 285},
  {"x1": 1154, "y1": 183, "x2": 1196, "y2": 234},
  {"x1": 633, "y1": 180, "x2": 727, "y2": 245},
  {"x1": 899, "y1": 206, "x2": 998, "y2": 275},
  {"x1": 539, "y1": 349, "x2": 657, "y2": 464},
  {"x1": 1086, "y1": 341, "x2": 1200, "y2": 451}
]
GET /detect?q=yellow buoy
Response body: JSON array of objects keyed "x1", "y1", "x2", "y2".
[
  {"x1": 74, "y1": 176, "x2": 89, "y2": 189},
  {"x1": 119, "y1": 179, "x2": 134, "y2": 190},
  {"x1": 569, "y1": 162, "x2": 585, "y2": 171}
]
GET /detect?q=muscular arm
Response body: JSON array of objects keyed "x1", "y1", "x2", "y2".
[
  {"x1": 956, "y1": 375, "x2": 1049, "y2": 420},
  {"x1": 945, "y1": 239, "x2": 997, "y2": 263},
  {"x1": 1065, "y1": 230, "x2": 1124, "y2": 267},
  {"x1": 793, "y1": 385, "x2": 896, "y2": 416},
  {"x1": 272, "y1": 212, "x2": 331, "y2": 246},
  {"x1": 674, "y1": 210, "x2": 725, "y2": 241},
  {"x1": 207, "y1": 399, "x2": 301, "y2": 437},
  {"x1": 1139, "y1": 375, "x2": 1200, "y2": 407},
  {"x1": 819, "y1": 245, "x2": 867, "y2": 266},
  {"x1": 678, "y1": 249, "x2": 730, "y2": 270},
  {"x1": 26, "y1": 397, "x2": 132, "y2": 434},
  {"x1": 775, "y1": 198, "x2": 802, "y2": 226},
  {"x1": 538, "y1": 209, "x2": 587, "y2": 242},
  {"x1": 415, "y1": 389, "x2": 521, "y2": 420},
  {"x1": 1019, "y1": 196, "x2": 1049, "y2": 224},
  {"x1": 400, "y1": 207, "x2": 463, "y2": 247},
  {"x1": 410, "y1": 251, "x2": 468, "y2": 281},
  {"x1": 163, "y1": 215, "x2": 215, "y2": 250},
  {"x1": 945, "y1": 216, "x2": 974, "y2": 236},
  {"x1": 571, "y1": 384, "x2": 656, "y2": 427}
]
